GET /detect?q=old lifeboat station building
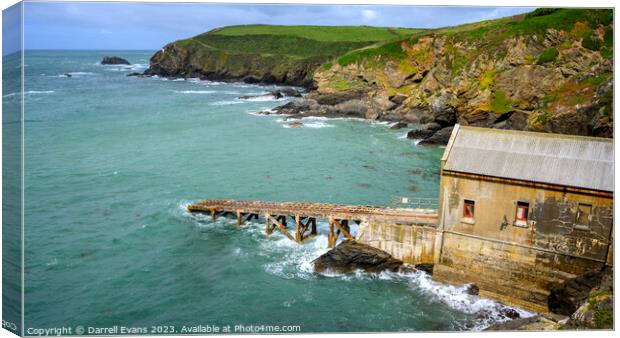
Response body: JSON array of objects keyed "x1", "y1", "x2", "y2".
[{"x1": 432, "y1": 125, "x2": 614, "y2": 312}]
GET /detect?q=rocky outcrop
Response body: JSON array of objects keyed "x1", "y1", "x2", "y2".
[
  {"x1": 548, "y1": 268, "x2": 609, "y2": 316},
  {"x1": 144, "y1": 43, "x2": 318, "y2": 87},
  {"x1": 560, "y1": 267, "x2": 613, "y2": 329},
  {"x1": 142, "y1": 9, "x2": 612, "y2": 144},
  {"x1": 101, "y1": 56, "x2": 130, "y2": 65},
  {"x1": 295, "y1": 9, "x2": 613, "y2": 144},
  {"x1": 312, "y1": 240, "x2": 403, "y2": 274},
  {"x1": 484, "y1": 315, "x2": 564, "y2": 331}
]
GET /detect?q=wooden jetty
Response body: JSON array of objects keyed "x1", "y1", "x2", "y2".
[{"x1": 187, "y1": 199, "x2": 438, "y2": 247}]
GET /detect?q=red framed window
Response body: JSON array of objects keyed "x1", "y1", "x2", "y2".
[
  {"x1": 463, "y1": 200, "x2": 475, "y2": 219},
  {"x1": 516, "y1": 202, "x2": 529, "y2": 222}
]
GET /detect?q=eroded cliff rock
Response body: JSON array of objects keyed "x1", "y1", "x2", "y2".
[{"x1": 289, "y1": 9, "x2": 614, "y2": 144}]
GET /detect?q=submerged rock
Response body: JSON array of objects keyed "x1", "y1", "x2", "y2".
[
  {"x1": 286, "y1": 122, "x2": 304, "y2": 128},
  {"x1": 313, "y1": 240, "x2": 403, "y2": 274},
  {"x1": 101, "y1": 56, "x2": 130, "y2": 65}
]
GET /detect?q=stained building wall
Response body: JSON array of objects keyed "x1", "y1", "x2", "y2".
[{"x1": 432, "y1": 171, "x2": 613, "y2": 312}]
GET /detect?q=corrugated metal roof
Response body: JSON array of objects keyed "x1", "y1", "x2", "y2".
[{"x1": 442, "y1": 125, "x2": 614, "y2": 192}]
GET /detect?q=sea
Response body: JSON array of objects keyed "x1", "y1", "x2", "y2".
[{"x1": 2, "y1": 50, "x2": 530, "y2": 333}]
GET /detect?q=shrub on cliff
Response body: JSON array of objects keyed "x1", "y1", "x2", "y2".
[{"x1": 537, "y1": 48, "x2": 559, "y2": 64}]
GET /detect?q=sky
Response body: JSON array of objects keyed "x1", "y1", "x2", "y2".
[{"x1": 9, "y1": 2, "x2": 535, "y2": 52}]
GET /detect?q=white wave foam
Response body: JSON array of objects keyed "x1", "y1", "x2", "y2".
[
  {"x1": 173, "y1": 90, "x2": 216, "y2": 94},
  {"x1": 3, "y1": 90, "x2": 55, "y2": 98},
  {"x1": 69, "y1": 71, "x2": 97, "y2": 76},
  {"x1": 283, "y1": 121, "x2": 333, "y2": 129},
  {"x1": 305, "y1": 121, "x2": 334, "y2": 128},
  {"x1": 210, "y1": 100, "x2": 244, "y2": 106}
]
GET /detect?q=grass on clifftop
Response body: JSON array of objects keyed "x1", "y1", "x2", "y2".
[
  {"x1": 334, "y1": 8, "x2": 613, "y2": 68},
  {"x1": 173, "y1": 25, "x2": 425, "y2": 63},
  {"x1": 209, "y1": 24, "x2": 424, "y2": 42}
]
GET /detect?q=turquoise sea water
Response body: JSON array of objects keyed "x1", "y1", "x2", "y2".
[{"x1": 7, "y1": 51, "x2": 527, "y2": 333}]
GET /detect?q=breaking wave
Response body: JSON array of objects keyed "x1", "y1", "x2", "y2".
[
  {"x1": 173, "y1": 90, "x2": 217, "y2": 94},
  {"x1": 3, "y1": 90, "x2": 55, "y2": 98}
]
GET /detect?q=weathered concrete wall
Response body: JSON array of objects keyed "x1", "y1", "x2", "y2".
[
  {"x1": 356, "y1": 221, "x2": 436, "y2": 264},
  {"x1": 433, "y1": 171, "x2": 613, "y2": 312}
]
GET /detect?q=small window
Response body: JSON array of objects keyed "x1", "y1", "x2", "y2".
[
  {"x1": 575, "y1": 203, "x2": 592, "y2": 230},
  {"x1": 463, "y1": 200, "x2": 475, "y2": 223},
  {"x1": 514, "y1": 202, "x2": 529, "y2": 227}
]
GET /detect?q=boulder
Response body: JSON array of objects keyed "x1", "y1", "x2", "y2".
[
  {"x1": 418, "y1": 126, "x2": 454, "y2": 146},
  {"x1": 414, "y1": 263, "x2": 434, "y2": 275},
  {"x1": 313, "y1": 240, "x2": 403, "y2": 274},
  {"x1": 279, "y1": 88, "x2": 303, "y2": 97},
  {"x1": 407, "y1": 122, "x2": 442, "y2": 140},
  {"x1": 101, "y1": 56, "x2": 130, "y2": 65}
]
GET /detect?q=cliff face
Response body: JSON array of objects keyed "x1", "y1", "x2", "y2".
[
  {"x1": 145, "y1": 25, "x2": 422, "y2": 87},
  {"x1": 146, "y1": 37, "x2": 335, "y2": 87},
  {"x1": 308, "y1": 9, "x2": 613, "y2": 139}
]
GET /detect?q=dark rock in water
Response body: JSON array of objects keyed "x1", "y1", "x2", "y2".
[
  {"x1": 406, "y1": 122, "x2": 442, "y2": 139},
  {"x1": 64, "y1": 73, "x2": 72, "y2": 78},
  {"x1": 313, "y1": 240, "x2": 403, "y2": 274},
  {"x1": 548, "y1": 269, "x2": 606, "y2": 316},
  {"x1": 414, "y1": 263, "x2": 434, "y2": 275},
  {"x1": 126, "y1": 72, "x2": 145, "y2": 77},
  {"x1": 466, "y1": 283, "x2": 480, "y2": 296},
  {"x1": 500, "y1": 307, "x2": 521, "y2": 320},
  {"x1": 279, "y1": 88, "x2": 303, "y2": 97},
  {"x1": 419, "y1": 126, "x2": 454, "y2": 145},
  {"x1": 390, "y1": 122, "x2": 408, "y2": 129},
  {"x1": 101, "y1": 56, "x2": 130, "y2": 65},
  {"x1": 239, "y1": 89, "x2": 300, "y2": 101},
  {"x1": 407, "y1": 128, "x2": 436, "y2": 140}
]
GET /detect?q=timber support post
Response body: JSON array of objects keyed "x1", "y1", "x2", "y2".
[
  {"x1": 236, "y1": 210, "x2": 243, "y2": 226},
  {"x1": 265, "y1": 213, "x2": 275, "y2": 235},
  {"x1": 295, "y1": 215, "x2": 302, "y2": 243}
]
